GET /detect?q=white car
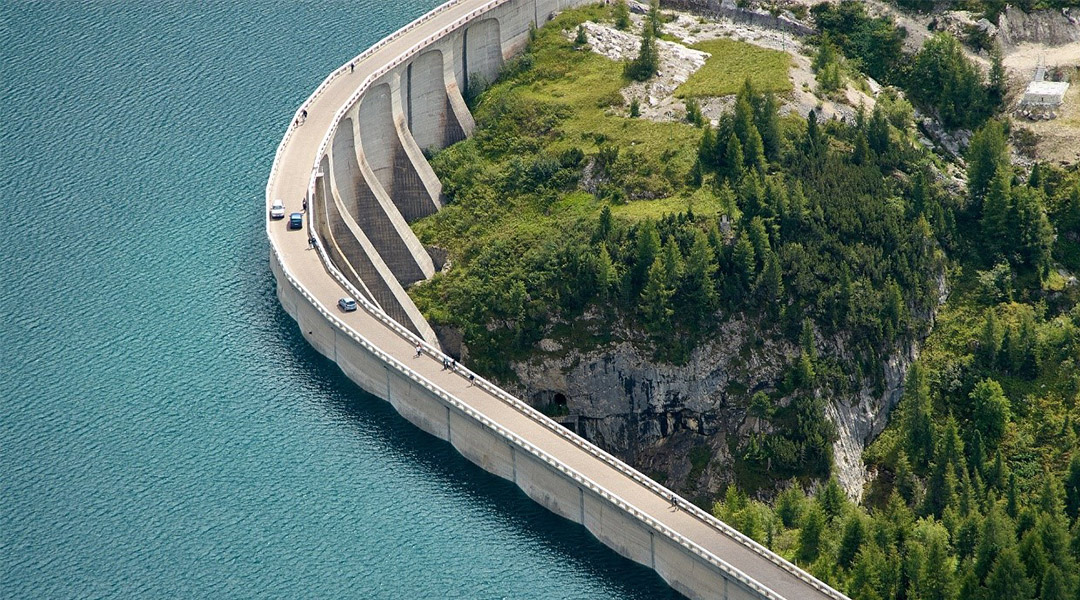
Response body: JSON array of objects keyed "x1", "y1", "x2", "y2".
[
  {"x1": 338, "y1": 297, "x2": 357, "y2": 312},
  {"x1": 269, "y1": 198, "x2": 286, "y2": 219}
]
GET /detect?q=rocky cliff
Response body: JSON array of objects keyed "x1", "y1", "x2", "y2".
[
  {"x1": 998, "y1": 5, "x2": 1080, "y2": 48},
  {"x1": 503, "y1": 309, "x2": 931, "y2": 502}
]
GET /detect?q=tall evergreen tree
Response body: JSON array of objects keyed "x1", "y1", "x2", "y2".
[
  {"x1": 1065, "y1": 454, "x2": 1080, "y2": 522},
  {"x1": 633, "y1": 220, "x2": 661, "y2": 291},
  {"x1": 756, "y1": 94, "x2": 781, "y2": 161},
  {"x1": 682, "y1": 229, "x2": 717, "y2": 321},
  {"x1": 722, "y1": 133, "x2": 744, "y2": 182},
  {"x1": 612, "y1": 0, "x2": 630, "y2": 30},
  {"x1": 988, "y1": 44, "x2": 1007, "y2": 112},
  {"x1": 985, "y1": 547, "x2": 1033, "y2": 599},
  {"x1": 903, "y1": 363, "x2": 935, "y2": 471},
  {"x1": 1040, "y1": 564, "x2": 1066, "y2": 600},
  {"x1": 1012, "y1": 185, "x2": 1055, "y2": 276},
  {"x1": 798, "y1": 503, "x2": 827, "y2": 564},
  {"x1": 625, "y1": 23, "x2": 658, "y2": 81},
  {"x1": 967, "y1": 119, "x2": 1009, "y2": 201},
  {"x1": 640, "y1": 256, "x2": 673, "y2": 330},
  {"x1": 972, "y1": 378, "x2": 1010, "y2": 450},
  {"x1": 981, "y1": 164, "x2": 1013, "y2": 259}
]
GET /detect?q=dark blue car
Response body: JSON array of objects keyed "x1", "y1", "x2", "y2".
[{"x1": 288, "y1": 212, "x2": 303, "y2": 230}]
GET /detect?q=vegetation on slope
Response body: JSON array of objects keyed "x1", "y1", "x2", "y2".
[
  {"x1": 676, "y1": 38, "x2": 793, "y2": 98},
  {"x1": 411, "y1": 4, "x2": 1080, "y2": 598},
  {"x1": 812, "y1": 1, "x2": 1008, "y2": 130}
]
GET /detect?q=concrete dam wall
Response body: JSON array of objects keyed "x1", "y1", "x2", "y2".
[{"x1": 265, "y1": 1, "x2": 849, "y2": 599}]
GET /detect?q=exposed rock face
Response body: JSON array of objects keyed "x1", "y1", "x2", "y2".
[
  {"x1": 508, "y1": 317, "x2": 783, "y2": 499},
  {"x1": 827, "y1": 343, "x2": 917, "y2": 500},
  {"x1": 504, "y1": 313, "x2": 925, "y2": 501},
  {"x1": 998, "y1": 6, "x2": 1080, "y2": 48}
]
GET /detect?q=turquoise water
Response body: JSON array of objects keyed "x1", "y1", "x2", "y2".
[{"x1": 0, "y1": 2, "x2": 678, "y2": 597}]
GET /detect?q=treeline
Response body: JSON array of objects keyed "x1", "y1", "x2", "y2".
[
  {"x1": 811, "y1": 1, "x2": 1008, "y2": 129},
  {"x1": 715, "y1": 441, "x2": 1080, "y2": 600}
]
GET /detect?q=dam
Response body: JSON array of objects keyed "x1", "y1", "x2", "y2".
[{"x1": 264, "y1": 1, "x2": 849, "y2": 598}]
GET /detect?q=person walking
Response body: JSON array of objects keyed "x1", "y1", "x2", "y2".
[
  {"x1": 415, "y1": 343, "x2": 422, "y2": 358},
  {"x1": 350, "y1": 62, "x2": 355, "y2": 73},
  {"x1": 670, "y1": 493, "x2": 678, "y2": 509}
]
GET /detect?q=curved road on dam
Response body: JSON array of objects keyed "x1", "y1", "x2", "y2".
[{"x1": 266, "y1": 2, "x2": 846, "y2": 599}]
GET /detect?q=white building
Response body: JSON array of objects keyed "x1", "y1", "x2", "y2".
[{"x1": 1022, "y1": 80, "x2": 1070, "y2": 107}]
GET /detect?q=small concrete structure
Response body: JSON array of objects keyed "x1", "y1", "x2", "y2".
[
  {"x1": 1019, "y1": 65, "x2": 1070, "y2": 120},
  {"x1": 1022, "y1": 80, "x2": 1069, "y2": 107}
]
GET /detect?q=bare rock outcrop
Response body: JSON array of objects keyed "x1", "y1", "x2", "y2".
[{"x1": 998, "y1": 5, "x2": 1080, "y2": 48}]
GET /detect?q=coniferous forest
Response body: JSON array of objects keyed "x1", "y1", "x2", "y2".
[{"x1": 409, "y1": 4, "x2": 1080, "y2": 598}]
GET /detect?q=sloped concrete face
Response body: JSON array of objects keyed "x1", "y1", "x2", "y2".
[
  {"x1": 331, "y1": 117, "x2": 430, "y2": 286},
  {"x1": 385, "y1": 73, "x2": 442, "y2": 222},
  {"x1": 465, "y1": 19, "x2": 503, "y2": 89},
  {"x1": 357, "y1": 83, "x2": 397, "y2": 197},
  {"x1": 408, "y1": 49, "x2": 469, "y2": 152}
]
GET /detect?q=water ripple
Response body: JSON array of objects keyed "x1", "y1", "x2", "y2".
[{"x1": 1, "y1": 1, "x2": 681, "y2": 598}]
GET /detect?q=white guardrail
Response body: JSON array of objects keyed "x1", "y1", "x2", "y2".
[{"x1": 265, "y1": 2, "x2": 847, "y2": 599}]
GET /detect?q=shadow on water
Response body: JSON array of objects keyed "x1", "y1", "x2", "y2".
[{"x1": 268, "y1": 297, "x2": 684, "y2": 599}]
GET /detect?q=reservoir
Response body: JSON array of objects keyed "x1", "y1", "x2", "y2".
[{"x1": 0, "y1": 1, "x2": 677, "y2": 597}]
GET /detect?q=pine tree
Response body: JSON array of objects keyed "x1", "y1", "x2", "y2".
[
  {"x1": 884, "y1": 277, "x2": 904, "y2": 338},
  {"x1": 595, "y1": 205, "x2": 613, "y2": 242},
  {"x1": 804, "y1": 109, "x2": 823, "y2": 161},
  {"x1": 756, "y1": 94, "x2": 781, "y2": 161},
  {"x1": 757, "y1": 250, "x2": 784, "y2": 310},
  {"x1": 640, "y1": 256, "x2": 673, "y2": 330},
  {"x1": 613, "y1": 0, "x2": 630, "y2": 30},
  {"x1": 661, "y1": 239, "x2": 683, "y2": 290},
  {"x1": 733, "y1": 230, "x2": 756, "y2": 291},
  {"x1": 1040, "y1": 565, "x2": 1066, "y2": 600},
  {"x1": 981, "y1": 164, "x2": 1013, "y2": 259},
  {"x1": 743, "y1": 124, "x2": 766, "y2": 175},
  {"x1": 903, "y1": 363, "x2": 935, "y2": 471},
  {"x1": 633, "y1": 220, "x2": 661, "y2": 291},
  {"x1": 594, "y1": 243, "x2": 615, "y2": 301},
  {"x1": 968, "y1": 119, "x2": 1009, "y2": 201},
  {"x1": 1012, "y1": 185, "x2": 1055, "y2": 276},
  {"x1": 574, "y1": 24, "x2": 587, "y2": 46},
  {"x1": 972, "y1": 378, "x2": 1010, "y2": 450},
  {"x1": 988, "y1": 44, "x2": 1007, "y2": 112},
  {"x1": 853, "y1": 132, "x2": 871, "y2": 166},
  {"x1": 975, "y1": 503, "x2": 1014, "y2": 580},
  {"x1": 868, "y1": 104, "x2": 891, "y2": 158},
  {"x1": 817, "y1": 476, "x2": 846, "y2": 521},
  {"x1": 986, "y1": 548, "x2": 1034, "y2": 599},
  {"x1": 776, "y1": 485, "x2": 805, "y2": 528},
  {"x1": 838, "y1": 513, "x2": 867, "y2": 568},
  {"x1": 1065, "y1": 454, "x2": 1080, "y2": 522},
  {"x1": 682, "y1": 229, "x2": 716, "y2": 321},
  {"x1": 813, "y1": 33, "x2": 841, "y2": 93},
  {"x1": 646, "y1": 0, "x2": 662, "y2": 37},
  {"x1": 798, "y1": 503, "x2": 827, "y2": 564},
  {"x1": 625, "y1": 24, "x2": 658, "y2": 82},
  {"x1": 920, "y1": 527, "x2": 957, "y2": 600},
  {"x1": 978, "y1": 309, "x2": 1003, "y2": 369},
  {"x1": 697, "y1": 125, "x2": 716, "y2": 168},
  {"x1": 723, "y1": 133, "x2": 744, "y2": 182}
]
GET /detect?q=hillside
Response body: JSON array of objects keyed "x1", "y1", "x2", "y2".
[{"x1": 409, "y1": 2, "x2": 1080, "y2": 599}]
